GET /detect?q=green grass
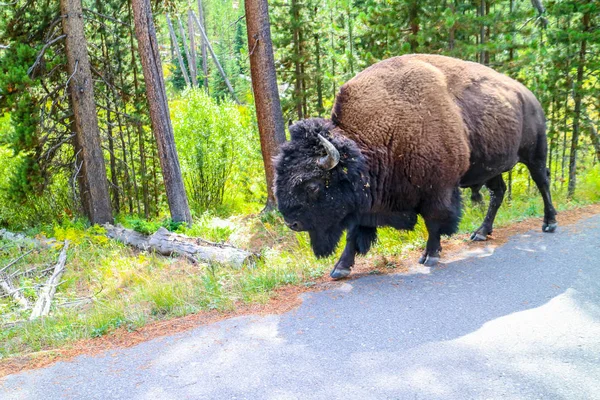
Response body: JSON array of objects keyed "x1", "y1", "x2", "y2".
[{"x1": 1, "y1": 167, "x2": 599, "y2": 360}]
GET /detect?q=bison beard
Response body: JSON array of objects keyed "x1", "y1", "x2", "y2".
[
  {"x1": 308, "y1": 227, "x2": 345, "y2": 258},
  {"x1": 276, "y1": 54, "x2": 558, "y2": 280}
]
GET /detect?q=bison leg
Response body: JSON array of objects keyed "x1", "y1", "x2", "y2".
[
  {"x1": 330, "y1": 226, "x2": 377, "y2": 280},
  {"x1": 419, "y1": 219, "x2": 443, "y2": 266},
  {"x1": 419, "y1": 188, "x2": 462, "y2": 266},
  {"x1": 470, "y1": 184, "x2": 484, "y2": 204},
  {"x1": 471, "y1": 174, "x2": 506, "y2": 241},
  {"x1": 526, "y1": 163, "x2": 558, "y2": 233}
]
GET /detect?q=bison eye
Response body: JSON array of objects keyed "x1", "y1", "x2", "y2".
[{"x1": 306, "y1": 181, "x2": 321, "y2": 200}]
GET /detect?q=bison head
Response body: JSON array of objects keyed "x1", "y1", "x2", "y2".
[{"x1": 275, "y1": 118, "x2": 370, "y2": 258}]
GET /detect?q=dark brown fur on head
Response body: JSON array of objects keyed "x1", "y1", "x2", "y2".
[{"x1": 275, "y1": 118, "x2": 370, "y2": 257}]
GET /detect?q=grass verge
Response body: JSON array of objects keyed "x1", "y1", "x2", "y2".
[{"x1": 1, "y1": 170, "x2": 599, "y2": 363}]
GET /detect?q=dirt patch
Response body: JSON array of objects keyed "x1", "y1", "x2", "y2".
[{"x1": 1, "y1": 204, "x2": 599, "y2": 378}]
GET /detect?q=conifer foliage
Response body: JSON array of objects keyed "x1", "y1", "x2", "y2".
[{"x1": 0, "y1": 0, "x2": 599, "y2": 227}]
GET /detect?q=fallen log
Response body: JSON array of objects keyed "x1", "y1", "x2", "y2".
[
  {"x1": 0, "y1": 229, "x2": 55, "y2": 248},
  {"x1": 104, "y1": 225, "x2": 255, "y2": 268},
  {"x1": 0, "y1": 272, "x2": 29, "y2": 309},
  {"x1": 29, "y1": 240, "x2": 70, "y2": 320}
]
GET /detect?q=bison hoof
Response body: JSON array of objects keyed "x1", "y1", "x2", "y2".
[
  {"x1": 330, "y1": 266, "x2": 351, "y2": 280},
  {"x1": 542, "y1": 222, "x2": 558, "y2": 233},
  {"x1": 423, "y1": 256, "x2": 440, "y2": 266},
  {"x1": 418, "y1": 252, "x2": 440, "y2": 266},
  {"x1": 470, "y1": 231, "x2": 488, "y2": 241}
]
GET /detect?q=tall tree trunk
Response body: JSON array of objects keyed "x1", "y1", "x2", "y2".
[
  {"x1": 61, "y1": 0, "x2": 112, "y2": 224},
  {"x1": 561, "y1": 93, "x2": 568, "y2": 189},
  {"x1": 95, "y1": 0, "x2": 120, "y2": 214},
  {"x1": 484, "y1": 1, "x2": 490, "y2": 64},
  {"x1": 300, "y1": 44, "x2": 307, "y2": 118},
  {"x1": 408, "y1": 1, "x2": 419, "y2": 52},
  {"x1": 314, "y1": 31, "x2": 324, "y2": 116},
  {"x1": 291, "y1": 0, "x2": 303, "y2": 120},
  {"x1": 330, "y1": 6, "x2": 336, "y2": 98},
  {"x1": 347, "y1": 6, "x2": 354, "y2": 75},
  {"x1": 197, "y1": 0, "x2": 209, "y2": 91},
  {"x1": 166, "y1": 13, "x2": 191, "y2": 87},
  {"x1": 178, "y1": 15, "x2": 197, "y2": 88},
  {"x1": 479, "y1": 0, "x2": 486, "y2": 64},
  {"x1": 448, "y1": 2, "x2": 456, "y2": 51},
  {"x1": 188, "y1": 10, "x2": 198, "y2": 88},
  {"x1": 567, "y1": 11, "x2": 589, "y2": 198},
  {"x1": 588, "y1": 118, "x2": 600, "y2": 164},
  {"x1": 127, "y1": 0, "x2": 150, "y2": 217},
  {"x1": 244, "y1": 0, "x2": 286, "y2": 211},
  {"x1": 125, "y1": 123, "x2": 141, "y2": 214},
  {"x1": 132, "y1": 0, "x2": 192, "y2": 223},
  {"x1": 190, "y1": 12, "x2": 240, "y2": 103},
  {"x1": 548, "y1": 95, "x2": 556, "y2": 175},
  {"x1": 506, "y1": 0, "x2": 514, "y2": 199},
  {"x1": 107, "y1": 99, "x2": 120, "y2": 214},
  {"x1": 116, "y1": 109, "x2": 133, "y2": 213}
]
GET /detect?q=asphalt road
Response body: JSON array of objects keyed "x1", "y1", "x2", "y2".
[{"x1": 2, "y1": 215, "x2": 600, "y2": 400}]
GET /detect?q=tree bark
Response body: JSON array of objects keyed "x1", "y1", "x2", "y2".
[
  {"x1": 197, "y1": 0, "x2": 209, "y2": 91},
  {"x1": 166, "y1": 13, "x2": 191, "y2": 87},
  {"x1": 408, "y1": 1, "x2": 420, "y2": 52},
  {"x1": 191, "y1": 12, "x2": 240, "y2": 103},
  {"x1": 448, "y1": 2, "x2": 456, "y2": 51},
  {"x1": 244, "y1": 0, "x2": 287, "y2": 210},
  {"x1": 479, "y1": 0, "x2": 486, "y2": 64},
  {"x1": 95, "y1": 0, "x2": 120, "y2": 215},
  {"x1": 314, "y1": 30, "x2": 324, "y2": 116},
  {"x1": 132, "y1": 0, "x2": 192, "y2": 223},
  {"x1": 187, "y1": 10, "x2": 198, "y2": 88},
  {"x1": 330, "y1": 6, "x2": 336, "y2": 98},
  {"x1": 61, "y1": 0, "x2": 113, "y2": 224},
  {"x1": 127, "y1": 0, "x2": 150, "y2": 217},
  {"x1": 178, "y1": 15, "x2": 197, "y2": 88},
  {"x1": 347, "y1": 7, "x2": 354, "y2": 75},
  {"x1": 291, "y1": 0, "x2": 303, "y2": 120}
]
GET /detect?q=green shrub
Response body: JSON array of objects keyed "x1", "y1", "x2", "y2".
[{"x1": 171, "y1": 89, "x2": 264, "y2": 216}]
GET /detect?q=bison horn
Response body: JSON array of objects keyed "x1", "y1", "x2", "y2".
[{"x1": 317, "y1": 134, "x2": 340, "y2": 170}]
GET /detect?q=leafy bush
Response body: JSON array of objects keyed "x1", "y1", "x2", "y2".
[
  {"x1": 0, "y1": 114, "x2": 75, "y2": 229},
  {"x1": 171, "y1": 89, "x2": 264, "y2": 215},
  {"x1": 579, "y1": 165, "x2": 600, "y2": 202}
]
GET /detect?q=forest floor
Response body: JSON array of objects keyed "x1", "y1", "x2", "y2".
[{"x1": 1, "y1": 202, "x2": 599, "y2": 378}]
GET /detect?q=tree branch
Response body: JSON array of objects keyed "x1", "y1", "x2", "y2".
[
  {"x1": 27, "y1": 34, "x2": 67, "y2": 77},
  {"x1": 0, "y1": 249, "x2": 34, "y2": 274},
  {"x1": 228, "y1": 14, "x2": 245, "y2": 28},
  {"x1": 82, "y1": 7, "x2": 127, "y2": 26}
]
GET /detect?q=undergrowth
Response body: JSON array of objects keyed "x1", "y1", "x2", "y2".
[{"x1": 1, "y1": 168, "x2": 599, "y2": 360}]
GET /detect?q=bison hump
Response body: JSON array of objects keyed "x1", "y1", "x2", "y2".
[{"x1": 331, "y1": 57, "x2": 470, "y2": 189}]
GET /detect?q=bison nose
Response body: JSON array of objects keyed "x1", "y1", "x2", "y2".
[{"x1": 286, "y1": 221, "x2": 302, "y2": 231}]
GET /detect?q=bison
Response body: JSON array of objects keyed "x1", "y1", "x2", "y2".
[{"x1": 275, "y1": 54, "x2": 557, "y2": 279}]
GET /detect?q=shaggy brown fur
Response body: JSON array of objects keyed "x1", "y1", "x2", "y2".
[{"x1": 332, "y1": 54, "x2": 540, "y2": 208}]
